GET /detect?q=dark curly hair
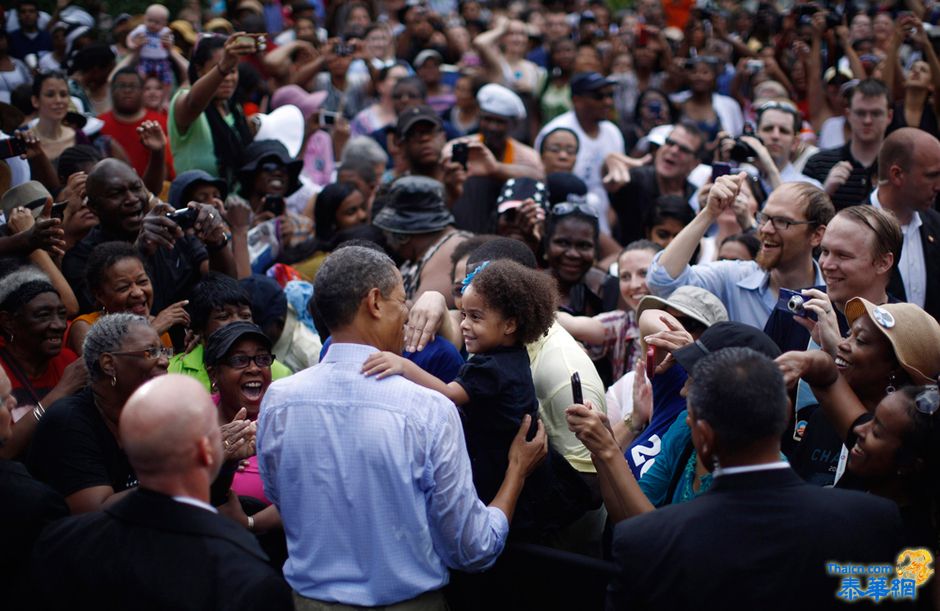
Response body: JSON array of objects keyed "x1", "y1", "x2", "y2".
[
  {"x1": 467, "y1": 259, "x2": 558, "y2": 345},
  {"x1": 85, "y1": 241, "x2": 144, "y2": 294}
]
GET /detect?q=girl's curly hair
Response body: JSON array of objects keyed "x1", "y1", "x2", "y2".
[{"x1": 469, "y1": 259, "x2": 558, "y2": 345}]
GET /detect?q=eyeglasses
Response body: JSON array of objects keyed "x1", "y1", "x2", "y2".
[
  {"x1": 544, "y1": 144, "x2": 578, "y2": 156},
  {"x1": 664, "y1": 137, "x2": 696, "y2": 156},
  {"x1": 225, "y1": 353, "x2": 275, "y2": 369},
  {"x1": 111, "y1": 346, "x2": 174, "y2": 360},
  {"x1": 552, "y1": 202, "x2": 599, "y2": 218},
  {"x1": 755, "y1": 212, "x2": 816, "y2": 231},
  {"x1": 915, "y1": 386, "x2": 940, "y2": 416}
]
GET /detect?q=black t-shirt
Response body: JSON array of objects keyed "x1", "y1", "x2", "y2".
[
  {"x1": 455, "y1": 346, "x2": 591, "y2": 533},
  {"x1": 789, "y1": 405, "x2": 846, "y2": 487},
  {"x1": 802, "y1": 144, "x2": 876, "y2": 211},
  {"x1": 27, "y1": 387, "x2": 138, "y2": 498},
  {"x1": 62, "y1": 226, "x2": 208, "y2": 314}
]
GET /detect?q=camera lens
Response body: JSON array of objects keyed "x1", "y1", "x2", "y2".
[{"x1": 787, "y1": 295, "x2": 805, "y2": 314}]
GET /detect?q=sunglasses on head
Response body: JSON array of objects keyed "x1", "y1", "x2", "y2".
[
  {"x1": 915, "y1": 386, "x2": 940, "y2": 416},
  {"x1": 552, "y1": 202, "x2": 599, "y2": 218}
]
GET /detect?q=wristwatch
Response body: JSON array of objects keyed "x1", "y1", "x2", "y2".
[{"x1": 623, "y1": 413, "x2": 647, "y2": 435}]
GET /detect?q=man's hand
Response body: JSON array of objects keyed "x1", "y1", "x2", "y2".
[
  {"x1": 441, "y1": 159, "x2": 467, "y2": 202},
  {"x1": 361, "y1": 351, "x2": 409, "y2": 379},
  {"x1": 507, "y1": 414, "x2": 548, "y2": 477},
  {"x1": 223, "y1": 195, "x2": 252, "y2": 233},
  {"x1": 602, "y1": 152, "x2": 651, "y2": 191},
  {"x1": 738, "y1": 135, "x2": 776, "y2": 176},
  {"x1": 58, "y1": 171, "x2": 87, "y2": 211},
  {"x1": 137, "y1": 120, "x2": 167, "y2": 152},
  {"x1": 405, "y1": 291, "x2": 448, "y2": 352},
  {"x1": 791, "y1": 288, "x2": 842, "y2": 355},
  {"x1": 644, "y1": 315, "x2": 694, "y2": 373},
  {"x1": 151, "y1": 300, "x2": 191, "y2": 335},
  {"x1": 822, "y1": 160, "x2": 853, "y2": 196},
  {"x1": 191, "y1": 202, "x2": 227, "y2": 247},
  {"x1": 703, "y1": 172, "x2": 746, "y2": 220},
  {"x1": 11, "y1": 199, "x2": 67, "y2": 256},
  {"x1": 137, "y1": 201, "x2": 184, "y2": 256}
]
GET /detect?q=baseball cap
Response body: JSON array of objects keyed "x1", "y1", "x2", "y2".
[
  {"x1": 673, "y1": 321, "x2": 781, "y2": 374},
  {"x1": 496, "y1": 177, "x2": 548, "y2": 214},
  {"x1": 414, "y1": 49, "x2": 443, "y2": 68},
  {"x1": 204, "y1": 321, "x2": 272, "y2": 367},
  {"x1": 395, "y1": 105, "x2": 443, "y2": 139},
  {"x1": 570, "y1": 72, "x2": 615, "y2": 96},
  {"x1": 844, "y1": 298, "x2": 940, "y2": 385}
]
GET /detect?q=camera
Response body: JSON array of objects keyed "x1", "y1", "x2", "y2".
[
  {"x1": 333, "y1": 43, "x2": 353, "y2": 57},
  {"x1": 263, "y1": 195, "x2": 285, "y2": 216},
  {"x1": 775, "y1": 288, "x2": 818, "y2": 321},
  {"x1": 167, "y1": 207, "x2": 198, "y2": 230},
  {"x1": 746, "y1": 59, "x2": 764, "y2": 74},
  {"x1": 729, "y1": 137, "x2": 759, "y2": 162},
  {"x1": 452, "y1": 142, "x2": 469, "y2": 170}
]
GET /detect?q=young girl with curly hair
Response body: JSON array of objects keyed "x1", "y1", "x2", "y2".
[{"x1": 363, "y1": 259, "x2": 591, "y2": 536}]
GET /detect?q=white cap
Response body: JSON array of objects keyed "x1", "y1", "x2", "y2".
[
  {"x1": 414, "y1": 49, "x2": 443, "y2": 68},
  {"x1": 476, "y1": 84, "x2": 525, "y2": 119}
]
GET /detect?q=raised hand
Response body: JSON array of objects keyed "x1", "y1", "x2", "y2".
[
  {"x1": 137, "y1": 120, "x2": 167, "y2": 152},
  {"x1": 361, "y1": 351, "x2": 408, "y2": 379}
]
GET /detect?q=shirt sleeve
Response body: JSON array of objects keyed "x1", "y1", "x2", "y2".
[
  {"x1": 646, "y1": 250, "x2": 734, "y2": 301},
  {"x1": 453, "y1": 355, "x2": 500, "y2": 403},
  {"x1": 638, "y1": 413, "x2": 691, "y2": 508},
  {"x1": 423, "y1": 400, "x2": 508, "y2": 572}
]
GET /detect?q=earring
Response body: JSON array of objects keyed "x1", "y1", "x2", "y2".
[
  {"x1": 711, "y1": 455, "x2": 720, "y2": 471},
  {"x1": 885, "y1": 373, "x2": 897, "y2": 395},
  {"x1": 111, "y1": 375, "x2": 117, "y2": 387}
]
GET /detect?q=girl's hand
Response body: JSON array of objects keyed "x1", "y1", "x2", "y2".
[
  {"x1": 151, "y1": 300, "x2": 190, "y2": 335},
  {"x1": 361, "y1": 351, "x2": 407, "y2": 379}
]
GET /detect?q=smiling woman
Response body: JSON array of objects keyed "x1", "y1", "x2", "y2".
[{"x1": 65, "y1": 241, "x2": 190, "y2": 355}]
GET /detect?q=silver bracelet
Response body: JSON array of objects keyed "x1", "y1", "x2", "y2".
[
  {"x1": 247, "y1": 515, "x2": 254, "y2": 531},
  {"x1": 32, "y1": 403, "x2": 45, "y2": 423}
]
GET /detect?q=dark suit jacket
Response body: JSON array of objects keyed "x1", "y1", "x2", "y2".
[
  {"x1": 0, "y1": 460, "x2": 69, "y2": 609},
  {"x1": 889, "y1": 207, "x2": 940, "y2": 322},
  {"x1": 32, "y1": 488, "x2": 292, "y2": 611},
  {"x1": 607, "y1": 468, "x2": 903, "y2": 611}
]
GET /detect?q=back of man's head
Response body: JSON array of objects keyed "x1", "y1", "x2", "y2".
[
  {"x1": 314, "y1": 245, "x2": 399, "y2": 332},
  {"x1": 466, "y1": 237, "x2": 537, "y2": 269},
  {"x1": 688, "y1": 347, "x2": 788, "y2": 456},
  {"x1": 120, "y1": 375, "x2": 221, "y2": 487}
]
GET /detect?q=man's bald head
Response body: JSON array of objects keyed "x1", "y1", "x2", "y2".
[
  {"x1": 86, "y1": 158, "x2": 137, "y2": 197},
  {"x1": 120, "y1": 374, "x2": 221, "y2": 484},
  {"x1": 878, "y1": 127, "x2": 940, "y2": 211}
]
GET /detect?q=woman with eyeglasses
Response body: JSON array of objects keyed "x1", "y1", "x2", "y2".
[
  {"x1": 205, "y1": 322, "x2": 284, "y2": 538},
  {"x1": 26, "y1": 313, "x2": 169, "y2": 514},
  {"x1": 540, "y1": 127, "x2": 579, "y2": 175},
  {"x1": 543, "y1": 202, "x2": 619, "y2": 319},
  {"x1": 66, "y1": 241, "x2": 189, "y2": 355},
  {"x1": 777, "y1": 299, "x2": 940, "y2": 496}
]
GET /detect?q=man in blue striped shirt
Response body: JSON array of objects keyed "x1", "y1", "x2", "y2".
[{"x1": 257, "y1": 245, "x2": 547, "y2": 609}]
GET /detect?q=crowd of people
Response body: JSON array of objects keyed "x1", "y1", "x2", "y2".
[{"x1": 1, "y1": 0, "x2": 940, "y2": 609}]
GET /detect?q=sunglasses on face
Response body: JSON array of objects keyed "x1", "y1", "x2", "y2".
[{"x1": 664, "y1": 137, "x2": 696, "y2": 156}]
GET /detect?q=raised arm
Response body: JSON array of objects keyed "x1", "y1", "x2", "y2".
[
  {"x1": 658, "y1": 172, "x2": 745, "y2": 279},
  {"x1": 362, "y1": 351, "x2": 470, "y2": 405},
  {"x1": 173, "y1": 33, "x2": 256, "y2": 135}
]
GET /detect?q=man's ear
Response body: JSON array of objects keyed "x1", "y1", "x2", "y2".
[
  {"x1": 365, "y1": 287, "x2": 383, "y2": 320},
  {"x1": 691, "y1": 417, "x2": 717, "y2": 470},
  {"x1": 810, "y1": 223, "x2": 826, "y2": 248},
  {"x1": 874, "y1": 251, "x2": 894, "y2": 276}
]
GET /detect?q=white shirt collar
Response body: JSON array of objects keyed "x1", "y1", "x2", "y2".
[
  {"x1": 871, "y1": 188, "x2": 922, "y2": 229},
  {"x1": 172, "y1": 495, "x2": 218, "y2": 514},
  {"x1": 713, "y1": 462, "x2": 790, "y2": 477}
]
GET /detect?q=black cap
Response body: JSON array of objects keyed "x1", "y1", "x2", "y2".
[
  {"x1": 395, "y1": 105, "x2": 443, "y2": 139},
  {"x1": 168, "y1": 170, "x2": 228, "y2": 210},
  {"x1": 204, "y1": 321, "x2": 273, "y2": 367},
  {"x1": 496, "y1": 177, "x2": 548, "y2": 214},
  {"x1": 570, "y1": 72, "x2": 615, "y2": 96},
  {"x1": 238, "y1": 139, "x2": 303, "y2": 194},
  {"x1": 673, "y1": 321, "x2": 781, "y2": 374},
  {"x1": 546, "y1": 172, "x2": 588, "y2": 206}
]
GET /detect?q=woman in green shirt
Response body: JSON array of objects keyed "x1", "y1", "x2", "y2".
[{"x1": 170, "y1": 33, "x2": 256, "y2": 183}]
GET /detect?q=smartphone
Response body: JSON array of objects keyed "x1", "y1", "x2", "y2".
[
  {"x1": 775, "y1": 288, "x2": 818, "y2": 321},
  {"x1": 452, "y1": 142, "x2": 469, "y2": 170},
  {"x1": 711, "y1": 161, "x2": 733, "y2": 182},
  {"x1": 263, "y1": 195, "x2": 286, "y2": 216},
  {"x1": 0, "y1": 137, "x2": 27, "y2": 159},
  {"x1": 167, "y1": 207, "x2": 198, "y2": 230},
  {"x1": 50, "y1": 201, "x2": 67, "y2": 219},
  {"x1": 646, "y1": 346, "x2": 656, "y2": 381},
  {"x1": 236, "y1": 35, "x2": 257, "y2": 51},
  {"x1": 570, "y1": 371, "x2": 583, "y2": 405}
]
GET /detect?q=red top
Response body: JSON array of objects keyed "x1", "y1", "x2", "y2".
[
  {"x1": 99, "y1": 109, "x2": 175, "y2": 180},
  {"x1": 0, "y1": 346, "x2": 78, "y2": 410}
]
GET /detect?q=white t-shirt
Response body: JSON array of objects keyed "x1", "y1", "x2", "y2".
[
  {"x1": 129, "y1": 24, "x2": 170, "y2": 60},
  {"x1": 818, "y1": 116, "x2": 847, "y2": 150},
  {"x1": 535, "y1": 111, "x2": 625, "y2": 234}
]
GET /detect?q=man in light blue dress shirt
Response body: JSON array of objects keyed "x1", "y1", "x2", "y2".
[
  {"x1": 257, "y1": 246, "x2": 548, "y2": 610},
  {"x1": 647, "y1": 177, "x2": 832, "y2": 329}
]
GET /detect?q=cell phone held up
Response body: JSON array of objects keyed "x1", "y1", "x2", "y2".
[
  {"x1": 0, "y1": 137, "x2": 27, "y2": 159},
  {"x1": 452, "y1": 142, "x2": 469, "y2": 170},
  {"x1": 263, "y1": 195, "x2": 286, "y2": 216},
  {"x1": 167, "y1": 207, "x2": 198, "y2": 231},
  {"x1": 775, "y1": 288, "x2": 818, "y2": 321}
]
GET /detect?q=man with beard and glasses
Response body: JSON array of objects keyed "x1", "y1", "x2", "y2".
[{"x1": 647, "y1": 175, "x2": 834, "y2": 329}]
